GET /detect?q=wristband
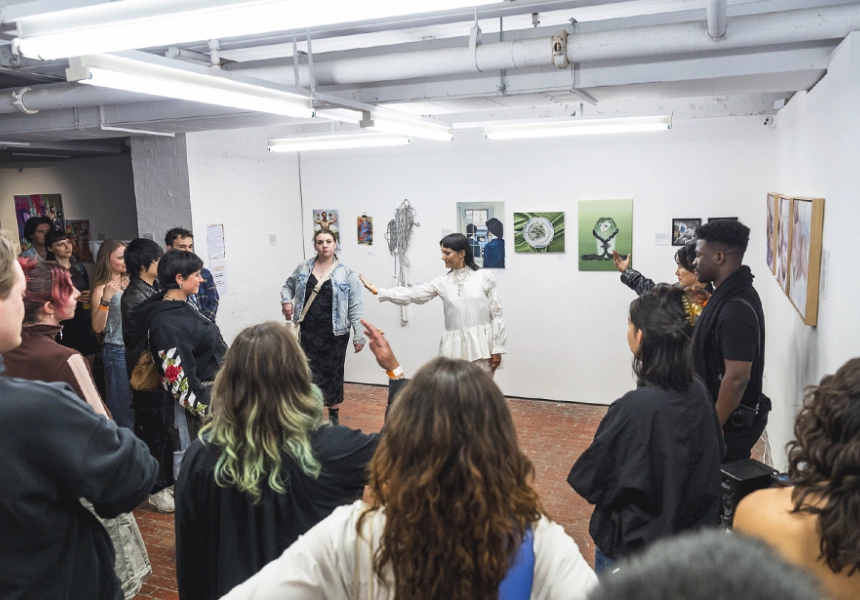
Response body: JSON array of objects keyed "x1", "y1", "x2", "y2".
[
  {"x1": 386, "y1": 365, "x2": 404, "y2": 379},
  {"x1": 98, "y1": 304, "x2": 109, "y2": 312}
]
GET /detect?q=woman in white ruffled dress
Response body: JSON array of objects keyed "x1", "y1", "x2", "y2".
[{"x1": 360, "y1": 233, "x2": 506, "y2": 374}]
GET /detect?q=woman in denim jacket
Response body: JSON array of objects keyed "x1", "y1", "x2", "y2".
[{"x1": 281, "y1": 229, "x2": 365, "y2": 424}]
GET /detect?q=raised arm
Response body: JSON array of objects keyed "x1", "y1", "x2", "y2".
[
  {"x1": 360, "y1": 273, "x2": 442, "y2": 306},
  {"x1": 91, "y1": 280, "x2": 121, "y2": 333}
]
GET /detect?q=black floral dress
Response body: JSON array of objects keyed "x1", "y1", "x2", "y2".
[{"x1": 300, "y1": 274, "x2": 350, "y2": 407}]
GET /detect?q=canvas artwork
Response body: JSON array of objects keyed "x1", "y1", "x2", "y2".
[
  {"x1": 456, "y1": 202, "x2": 505, "y2": 268},
  {"x1": 788, "y1": 197, "x2": 825, "y2": 326},
  {"x1": 65, "y1": 219, "x2": 93, "y2": 262},
  {"x1": 766, "y1": 194, "x2": 777, "y2": 274},
  {"x1": 357, "y1": 215, "x2": 373, "y2": 246},
  {"x1": 312, "y1": 209, "x2": 339, "y2": 247},
  {"x1": 775, "y1": 196, "x2": 792, "y2": 294},
  {"x1": 578, "y1": 199, "x2": 633, "y2": 271},
  {"x1": 672, "y1": 218, "x2": 700, "y2": 247},
  {"x1": 513, "y1": 212, "x2": 564, "y2": 254},
  {"x1": 14, "y1": 193, "x2": 64, "y2": 252}
]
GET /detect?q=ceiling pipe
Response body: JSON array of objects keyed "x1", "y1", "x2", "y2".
[
  {"x1": 236, "y1": 3, "x2": 860, "y2": 86},
  {"x1": 0, "y1": 82, "x2": 157, "y2": 115},
  {"x1": 707, "y1": 0, "x2": 727, "y2": 41}
]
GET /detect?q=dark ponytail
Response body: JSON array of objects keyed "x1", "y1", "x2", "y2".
[
  {"x1": 629, "y1": 284, "x2": 695, "y2": 391},
  {"x1": 440, "y1": 233, "x2": 480, "y2": 271}
]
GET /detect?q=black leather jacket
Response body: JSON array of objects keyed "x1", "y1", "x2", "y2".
[
  {"x1": 620, "y1": 268, "x2": 657, "y2": 296},
  {"x1": 121, "y1": 277, "x2": 160, "y2": 377}
]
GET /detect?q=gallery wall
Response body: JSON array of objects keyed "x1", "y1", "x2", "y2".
[
  {"x1": 759, "y1": 33, "x2": 860, "y2": 469},
  {"x1": 297, "y1": 116, "x2": 777, "y2": 405},
  {"x1": 0, "y1": 154, "x2": 139, "y2": 263},
  {"x1": 185, "y1": 127, "x2": 305, "y2": 341}
]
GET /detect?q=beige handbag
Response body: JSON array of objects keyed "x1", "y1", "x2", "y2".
[{"x1": 293, "y1": 260, "x2": 339, "y2": 339}]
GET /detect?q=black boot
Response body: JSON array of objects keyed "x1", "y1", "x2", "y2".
[{"x1": 328, "y1": 408, "x2": 339, "y2": 425}]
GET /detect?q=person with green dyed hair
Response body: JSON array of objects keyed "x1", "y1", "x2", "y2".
[{"x1": 174, "y1": 321, "x2": 383, "y2": 600}]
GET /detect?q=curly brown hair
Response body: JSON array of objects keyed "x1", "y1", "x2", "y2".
[
  {"x1": 787, "y1": 357, "x2": 860, "y2": 575},
  {"x1": 359, "y1": 357, "x2": 545, "y2": 600}
]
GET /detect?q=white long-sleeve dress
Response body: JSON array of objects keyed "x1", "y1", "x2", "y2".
[{"x1": 376, "y1": 267, "x2": 506, "y2": 362}]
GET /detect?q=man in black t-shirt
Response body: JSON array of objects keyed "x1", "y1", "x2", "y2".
[{"x1": 692, "y1": 220, "x2": 769, "y2": 462}]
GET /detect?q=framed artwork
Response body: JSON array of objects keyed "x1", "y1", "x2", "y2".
[
  {"x1": 357, "y1": 215, "x2": 373, "y2": 246},
  {"x1": 708, "y1": 217, "x2": 739, "y2": 222},
  {"x1": 312, "y1": 209, "x2": 339, "y2": 248},
  {"x1": 456, "y1": 201, "x2": 505, "y2": 268},
  {"x1": 514, "y1": 212, "x2": 564, "y2": 254},
  {"x1": 788, "y1": 197, "x2": 825, "y2": 326},
  {"x1": 766, "y1": 194, "x2": 777, "y2": 274},
  {"x1": 775, "y1": 196, "x2": 792, "y2": 294},
  {"x1": 14, "y1": 193, "x2": 64, "y2": 252},
  {"x1": 672, "y1": 218, "x2": 700, "y2": 246},
  {"x1": 65, "y1": 219, "x2": 93, "y2": 262},
  {"x1": 577, "y1": 199, "x2": 633, "y2": 271}
]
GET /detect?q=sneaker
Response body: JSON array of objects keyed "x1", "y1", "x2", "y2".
[{"x1": 148, "y1": 489, "x2": 175, "y2": 513}]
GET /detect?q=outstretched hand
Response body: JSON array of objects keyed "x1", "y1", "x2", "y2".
[
  {"x1": 359, "y1": 274, "x2": 377, "y2": 295},
  {"x1": 612, "y1": 250, "x2": 631, "y2": 273},
  {"x1": 360, "y1": 318, "x2": 399, "y2": 371}
]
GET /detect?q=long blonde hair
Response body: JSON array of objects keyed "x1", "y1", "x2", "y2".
[
  {"x1": 201, "y1": 322, "x2": 324, "y2": 501},
  {"x1": 93, "y1": 239, "x2": 126, "y2": 288}
]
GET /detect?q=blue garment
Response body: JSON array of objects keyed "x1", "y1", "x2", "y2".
[
  {"x1": 499, "y1": 527, "x2": 534, "y2": 600},
  {"x1": 280, "y1": 257, "x2": 366, "y2": 344},
  {"x1": 483, "y1": 238, "x2": 505, "y2": 269},
  {"x1": 189, "y1": 267, "x2": 219, "y2": 321},
  {"x1": 103, "y1": 342, "x2": 134, "y2": 429},
  {"x1": 594, "y1": 546, "x2": 615, "y2": 574},
  {"x1": 18, "y1": 245, "x2": 41, "y2": 261}
]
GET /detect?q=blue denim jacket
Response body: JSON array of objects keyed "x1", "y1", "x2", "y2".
[{"x1": 280, "y1": 257, "x2": 366, "y2": 344}]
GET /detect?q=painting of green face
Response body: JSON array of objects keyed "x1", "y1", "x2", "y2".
[
  {"x1": 578, "y1": 199, "x2": 633, "y2": 271},
  {"x1": 513, "y1": 212, "x2": 565, "y2": 253}
]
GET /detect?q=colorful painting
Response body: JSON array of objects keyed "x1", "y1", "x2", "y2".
[
  {"x1": 577, "y1": 199, "x2": 633, "y2": 271},
  {"x1": 457, "y1": 201, "x2": 505, "y2": 267},
  {"x1": 65, "y1": 219, "x2": 93, "y2": 262},
  {"x1": 514, "y1": 212, "x2": 564, "y2": 254},
  {"x1": 312, "y1": 209, "x2": 339, "y2": 248},
  {"x1": 788, "y1": 197, "x2": 825, "y2": 326},
  {"x1": 672, "y1": 218, "x2": 700, "y2": 247},
  {"x1": 14, "y1": 193, "x2": 64, "y2": 252},
  {"x1": 357, "y1": 215, "x2": 373, "y2": 246},
  {"x1": 775, "y1": 196, "x2": 792, "y2": 294},
  {"x1": 766, "y1": 194, "x2": 777, "y2": 274}
]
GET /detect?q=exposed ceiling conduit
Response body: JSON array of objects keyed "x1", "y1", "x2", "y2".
[
  {"x1": 707, "y1": 0, "x2": 728, "y2": 41},
  {"x1": 0, "y1": 82, "x2": 155, "y2": 115},
  {"x1": 236, "y1": 4, "x2": 860, "y2": 87}
]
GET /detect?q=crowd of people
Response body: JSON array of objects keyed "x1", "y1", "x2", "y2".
[{"x1": 0, "y1": 218, "x2": 857, "y2": 600}]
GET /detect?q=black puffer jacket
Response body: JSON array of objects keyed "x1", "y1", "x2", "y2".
[{"x1": 131, "y1": 291, "x2": 227, "y2": 416}]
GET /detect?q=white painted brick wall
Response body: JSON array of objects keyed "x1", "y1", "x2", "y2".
[
  {"x1": 130, "y1": 134, "x2": 193, "y2": 242},
  {"x1": 185, "y1": 127, "x2": 306, "y2": 342}
]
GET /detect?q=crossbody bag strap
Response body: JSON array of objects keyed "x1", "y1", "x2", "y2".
[{"x1": 297, "y1": 259, "x2": 339, "y2": 325}]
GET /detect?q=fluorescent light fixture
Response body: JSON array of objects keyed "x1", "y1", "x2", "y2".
[
  {"x1": 11, "y1": 0, "x2": 499, "y2": 60},
  {"x1": 360, "y1": 111, "x2": 453, "y2": 141},
  {"x1": 268, "y1": 133, "x2": 410, "y2": 152},
  {"x1": 484, "y1": 116, "x2": 673, "y2": 140},
  {"x1": 13, "y1": 152, "x2": 71, "y2": 159},
  {"x1": 66, "y1": 52, "x2": 314, "y2": 118}
]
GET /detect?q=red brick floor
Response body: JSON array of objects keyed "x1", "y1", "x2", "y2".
[{"x1": 131, "y1": 383, "x2": 764, "y2": 599}]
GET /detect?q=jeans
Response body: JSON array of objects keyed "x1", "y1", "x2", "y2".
[
  {"x1": 173, "y1": 402, "x2": 202, "y2": 479},
  {"x1": 103, "y1": 343, "x2": 134, "y2": 429},
  {"x1": 594, "y1": 547, "x2": 615, "y2": 574}
]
